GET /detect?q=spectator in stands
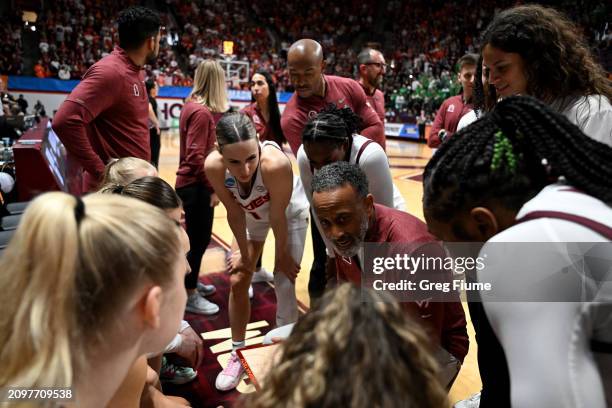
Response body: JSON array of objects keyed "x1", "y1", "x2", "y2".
[
  {"x1": 175, "y1": 60, "x2": 227, "y2": 316},
  {"x1": 33, "y1": 60, "x2": 47, "y2": 78},
  {"x1": 0, "y1": 192, "x2": 186, "y2": 407},
  {"x1": 357, "y1": 48, "x2": 387, "y2": 133},
  {"x1": 281, "y1": 39, "x2": 384, "y2": 302},
  {"x1": 145, "y1": 79, "x2": 161, "y2": 169},
  {"x1": 33, "y1": 100, "x2": 46, "y2": 117},
  {"x1": 481, "y1": 4, "x2": 612, "y2": 147},
  {"x1": 58, "y1": 64, "x2": 71, "y2": 80},
  {"x1": 52, "y1": 6, "x2": 162, "y2": 192},
  {"x1": 428, "y1": 53, "x2": 478, "y2": 148},
  {"x1": 16, "y1": 94, "x2": 28, "y2": 114},
  {"x1": 239, "y1": 284, "x2": 448, "y2": 408}
]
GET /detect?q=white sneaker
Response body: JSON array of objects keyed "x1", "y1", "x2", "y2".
[
  {"x1": 185, "y1": 293, "x2": 220, "y2": 315},
  {"x1": 252, "y1": 267, "x2": 274, "y2": 283},
  {"x1": 197, "y1": 281, "x2": 216, "y2": 296},
  {"x1": 215, "y1": 351, "x2": 245, "y2": 391},
  {"x1": 454, "y1": 392, "x2": 481, "y2": 408},
  {"x1": 248, "y1": 285, "x2": 254, "y2": 299}
]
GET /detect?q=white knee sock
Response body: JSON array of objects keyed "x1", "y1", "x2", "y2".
[{"x1": 274, "y1": 271, "x2": 298, "y2": 326}]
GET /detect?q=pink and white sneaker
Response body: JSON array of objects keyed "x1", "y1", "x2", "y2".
[{"x1": 215, "y1": 351, "x2": 245, "y2": 391}]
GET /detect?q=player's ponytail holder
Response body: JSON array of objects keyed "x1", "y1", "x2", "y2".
[{"x1": 74, "y1": 196, "x2": 85, "y2": 224}]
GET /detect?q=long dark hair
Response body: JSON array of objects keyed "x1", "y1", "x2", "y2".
[
  {"x1": 423, "y1": 96, "x2": 612, "y2": 223},
  {"x1": 252, "y1": 71, "x2": 286, "y2": 146},
  {"x1": 481, "y1": 4, "x2": 612, "y2": 107}
]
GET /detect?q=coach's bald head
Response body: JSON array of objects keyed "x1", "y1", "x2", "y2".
[{"x1": 287, "y1": 39, "x2": 326, "y2": 98}]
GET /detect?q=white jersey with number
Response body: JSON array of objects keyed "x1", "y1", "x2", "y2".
[{"x1": 224, "y1": 140, "x2": 308, "y2": 223}]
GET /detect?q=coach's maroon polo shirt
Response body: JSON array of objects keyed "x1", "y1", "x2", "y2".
[
  {"x1": 360, "y1": 83, "x2": 386, "y2": 124},
  {"x1": 428, "y1": 95, "x2": 473, "y2": 148},
  {"x1": 334, "y1": 204, "x2": 469, "y2": 361},
  {"x1": 281, "y1": 75, "x2": 384, "y2": 156},
  {"x1": 175, "y1": 101, "x2": 216, "y2": 190},
  {"x1": 53, "y1": 46, "x2": 149, "y2": 191}
]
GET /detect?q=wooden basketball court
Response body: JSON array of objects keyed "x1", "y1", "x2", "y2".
[{"x1": 157, "y1": 131, "x2": 481, "y2": 405}]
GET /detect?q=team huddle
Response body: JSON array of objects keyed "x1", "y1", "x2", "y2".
[{"x1": 1, "y1": 4, "x2": 611, "y2": 408}]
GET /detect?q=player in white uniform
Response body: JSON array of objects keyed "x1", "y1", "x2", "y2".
[
  {"x1": 205, "y1": 112, "x2": 308, "y2": 391},
  {"x1": 297, "y1": 105, "x2": 405, "y2": 283},
  {"x1": 424, "y1": 96, "x2": 612, "y2": 408}
]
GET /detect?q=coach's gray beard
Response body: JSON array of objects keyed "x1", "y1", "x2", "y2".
[{"x1": 333, "y1": 215, "x2": 369, "y2": 258}]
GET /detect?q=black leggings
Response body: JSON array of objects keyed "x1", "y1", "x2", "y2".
[
  {"x1": 308, "y1": 208, "x2": 328, "y2": 299},
  {"x1": 466, "y1": 295, "x2": 511, "y2": 407},
  {"x1": 149, "y1": 128, "x2": 161, "y2": 169},
  {"x1": 176, "y1": 183, "x2": 215, "y2": 290}
]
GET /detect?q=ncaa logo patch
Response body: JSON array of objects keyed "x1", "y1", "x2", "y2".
[
  {"x1": 224, "y1": 177, "x2": 236, "y2": 188},
  {"x1": 256, "y1": 185, "x2": 265, "y2": 193}
]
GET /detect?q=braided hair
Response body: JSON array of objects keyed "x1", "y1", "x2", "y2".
[
  {"x1": 423, "y1": 96, "x2": 612, "y2": 223},
  {"x1": 302, "y1": 104, "x2": 363, "y2": 149}
]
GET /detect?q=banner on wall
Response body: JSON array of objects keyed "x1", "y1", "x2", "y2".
[{"x1": 384, "y1": 123, "x2": 420, "y2": 140}]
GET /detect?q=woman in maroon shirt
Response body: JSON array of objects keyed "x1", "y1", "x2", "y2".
[
  {"x1": 242, "y1": 71, "x2": 286, "y2": 146},
  {"x1": 175, "y1": 60, "x2": 228, "y2": 315}
]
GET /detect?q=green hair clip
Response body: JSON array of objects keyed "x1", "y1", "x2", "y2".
[{"x1": 490, "y1": 130, "x2": 517, "y2": 173}]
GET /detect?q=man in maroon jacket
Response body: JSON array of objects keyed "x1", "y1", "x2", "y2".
[
  {"x1": 52, "y1": 6, "x2": 162, "y2": 192},
  {"x1": 281, "y1": 39, "x2": 384, "y2": 156},
  {"x1": 357, "y1": 48, "x2": 387, "y2": 145},
  {"x1": 428, "y1": 53, "x2": 478, "y2": 148},
  {"x1": 311, "y1": 161, "x2": 469, "y2": 383}
]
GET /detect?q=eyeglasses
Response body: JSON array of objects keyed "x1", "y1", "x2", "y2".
[{"x1": 365, "y1": 62, "x2": 387, "y2": 69}]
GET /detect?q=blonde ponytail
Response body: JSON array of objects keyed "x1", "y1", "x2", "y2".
[{"x1": 0, "y1": 192, "x2": 182, "y2": 392}]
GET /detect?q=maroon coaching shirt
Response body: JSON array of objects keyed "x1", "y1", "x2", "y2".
[
  {"x1": 281, "y1": 75, "x2": 384, "y2": 155},
  {"x1": 334, "y1": 204, "x2": 469, "y2": 361},
  {"x1": 53, "y1": 46, "x2": 150, "y2": 191},
  {"x1": 428, "y1": 95, "x2": 473, "y2": 148},
  {"x1": 176, "y1": 101, "x2": 216, "y2": 190},
  {"x1": 359, "y1": 83, "x2": 386, "y2": 124}
]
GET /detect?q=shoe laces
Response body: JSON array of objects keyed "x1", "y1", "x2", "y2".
[{"x1": 222, "y1": 353, "x2": 244, "y2": 378}]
